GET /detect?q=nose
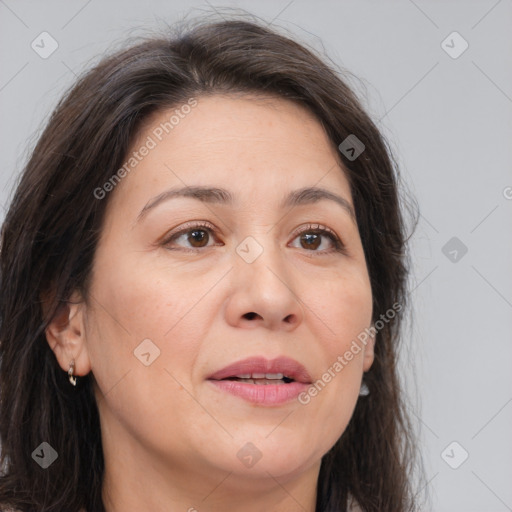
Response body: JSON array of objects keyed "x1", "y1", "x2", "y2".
[{"x1": 224, "y1": 239, "x2": 305, "y2": 331}]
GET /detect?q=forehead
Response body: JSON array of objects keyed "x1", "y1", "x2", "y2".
[{"x1": 108, "y1": 94, "x2": 353, "y2": 217}]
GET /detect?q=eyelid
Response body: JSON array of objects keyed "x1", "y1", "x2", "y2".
[
  {"x1": 159, "y1": 220, "x2": 217, "y2": 244},
  {"x1": 161, "y1": 221, "x2": 345, "y2": 254},
  {"x1": 290, "y1": 223, "x2": 340, "y2": 243}
]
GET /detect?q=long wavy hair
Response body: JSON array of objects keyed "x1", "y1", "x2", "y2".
[{"x1": 0, "y1": 15, "x2": 421, "y2": 512}]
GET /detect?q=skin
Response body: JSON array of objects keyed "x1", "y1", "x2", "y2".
[{"x1": 46, "y1": 94, "x2": 375, "y2": 512}]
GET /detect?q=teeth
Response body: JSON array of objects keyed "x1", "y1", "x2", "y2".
[
  {"x1": 236, "y1": 378, "x2": 286, "y2": 385},
  {"x1": 234, "y1": 373, "x2": 285, "y2": 380},
  {"x1": 265, "y1": 373, "x2": 284, "y2": 379}
]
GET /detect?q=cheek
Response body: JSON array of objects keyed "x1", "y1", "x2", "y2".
[
  {"x1": 85, "y1": 246, "x2": 231, "y2": 396},
  {"x1": 308, "y1": 268, "x2": 373, "y2": 353},
  {"x1": 86, "y1": 255, "x2": 206, "y2": 360},
  {"x1": 93, "y1": 236, "x2": 212, "y2": 326},
  {"x1": 85, "y1": 252, "x2": 221, "y2": 452},
  {"x1": 293, "y1": 270, "x2": 372, "y2": 444}
]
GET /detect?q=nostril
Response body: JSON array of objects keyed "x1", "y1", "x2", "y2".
[{"x1": 244, "y1": 312, "x2": 259, "y2": 320}]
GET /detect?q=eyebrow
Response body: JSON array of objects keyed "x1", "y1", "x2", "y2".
[{"x1": 137, "y1": 185, "x2": 356, "y2": 224}]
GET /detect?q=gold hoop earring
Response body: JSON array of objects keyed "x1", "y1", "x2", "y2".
[{"x1": 68, "y1": 359, "x2": 77, "y2": 386}]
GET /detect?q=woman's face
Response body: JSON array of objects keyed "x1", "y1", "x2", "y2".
[{"x1": 71, "y1": 95, "x2": 374, "y2": 486}]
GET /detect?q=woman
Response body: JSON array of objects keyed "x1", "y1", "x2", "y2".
[{"x1": 0, "y1": 16, "x2": 420, "y2": 512}]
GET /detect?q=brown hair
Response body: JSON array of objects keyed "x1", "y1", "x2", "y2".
[{"x1": 0, "y1": 16, "x2": 421, "y2": 512}]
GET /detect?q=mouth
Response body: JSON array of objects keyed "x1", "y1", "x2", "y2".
[{"x1": 207, "y1": 356, "x2": 312, "y2": 405}]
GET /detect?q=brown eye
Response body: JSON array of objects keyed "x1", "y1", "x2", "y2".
[
  {"x1": 162, "y1": 221, "x2": 345, "y2": 255},
  {"x1": 162, "y1": 222, "x2": 217, "y2": 251},
  {"x1": 184, "y1": 229, "x2": 210, "y2": 248},
  {"x1": 299, "y1": 232, "x2": 322, "y2": 250},
  {"x1": 290, "y1": 224, "x2": 345, "y2": 255}
]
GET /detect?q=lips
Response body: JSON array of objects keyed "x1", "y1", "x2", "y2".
[{"x1": 207, "y1": 356, "x2": 312, "y2": 384}]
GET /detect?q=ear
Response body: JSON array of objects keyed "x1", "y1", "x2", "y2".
[
  {"x1": 362, "y1": 326, "x2": 376, "y2": 372},
  {"x1": 45, "y1": 290, "x2": 92, "y2": 377}
]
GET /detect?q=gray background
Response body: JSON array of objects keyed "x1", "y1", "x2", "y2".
[{"x1": 1, "y1": 1, "x2": 511, "y2": 510}]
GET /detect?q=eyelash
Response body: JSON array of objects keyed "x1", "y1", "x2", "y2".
[{"x1": 161, "y1": 221, "x2": 345, "y2": 256}]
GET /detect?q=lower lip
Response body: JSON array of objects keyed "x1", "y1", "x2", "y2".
[{"x1": 208, "y1": 379, "x2": 310, "y2": 405}]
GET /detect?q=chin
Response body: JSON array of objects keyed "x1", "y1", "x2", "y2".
[{"x1": 221, "y1": 434, "x2": 321, "y2": 481}]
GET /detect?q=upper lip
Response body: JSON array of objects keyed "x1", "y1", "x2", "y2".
[{"x1": 207, "y1": 356, "x2": 312, "y2": 384}]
